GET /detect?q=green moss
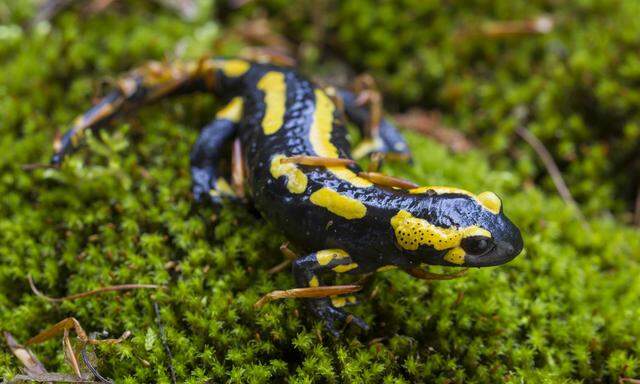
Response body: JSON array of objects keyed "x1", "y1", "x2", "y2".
[{"x1": 1, "y1": 1, "x2": 640, "y2": 383}]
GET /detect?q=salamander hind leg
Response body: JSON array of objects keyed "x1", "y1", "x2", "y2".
[
  {"x1": 190, "y1": 98, "x2": 243, "y2": 206},
  {"x1": 292, "y1": 250, "x2": 369, "y2": 336}
]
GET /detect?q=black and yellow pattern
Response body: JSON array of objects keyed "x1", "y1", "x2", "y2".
[{"x1": 51, "y1": 58, "x2": 523, "y2": 336}]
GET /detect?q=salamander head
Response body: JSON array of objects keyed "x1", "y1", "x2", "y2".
[{"x1": 391, "y1": 187, "x2": 523, "y2": 267}]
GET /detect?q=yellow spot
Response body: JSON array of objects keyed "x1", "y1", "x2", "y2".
[
  {"x1": 309, "y1": 276, "x2": 319, "y2": 287},
  {"x1": 309, "y1": 89, "x2": 372, "y2": 188},
  {"x1": 410, "y1": 186, "x2": 501, "y2": 214},
  {"x1": 216, "y1": 97, "x2": 244, "y2": 123},
  {"x1": 316, "y1": 249, "x2": 349, "y2": 265},
  {"x1": 390, "y1": 210, "x2": 491, "y2": 252},
  {"x1": 310, "y1": 188, "x2": 367, "y2": 219},
  {"x1": 333, "y1": 263, "x2": 358, "y2": 273},
  {"x1": 376, "y1": 265, "x2": 397, "y2": 272},
  {"x1": 331, "y1": 295, "x2": 356, "y2": 308},
  {"x1": 270, "y1": 155, "x2": 307, "y2": 194},
  {"x1": 215, "y1": 178, "x2": 235, "y2": 196},
  {"x1": 257, "y1": 71, "x2": 286, "y2": 135},
  {"x1": 444, "y1": 248, "x2": 466, "y2": 265},
  {"x1": 477, "y1": 191, "x2": 501, "y2": 214},
  {"x1": 215, "y1": 59, "x2": 250, "y2": 77},
  {"x1": 331, "y1": 297, "x2": 347, "y2": 307}
]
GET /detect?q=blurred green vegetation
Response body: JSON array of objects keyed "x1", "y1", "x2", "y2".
[{"x1": 0, "y1": 1, "x2": 639, "y2": 383}]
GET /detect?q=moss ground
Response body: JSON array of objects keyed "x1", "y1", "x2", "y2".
[{"x1": 1, "y1": 1, "x2": 640, "y2": 383}]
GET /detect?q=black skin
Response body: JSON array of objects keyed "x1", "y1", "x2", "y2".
[{"x1": 50, "y1": 58, "x2": 524, "y2": 336}]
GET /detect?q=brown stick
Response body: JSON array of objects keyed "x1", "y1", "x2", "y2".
[
  {"x1": 28, "y1": 275, "x2": 161, "y2": 302},
  {"x1": 267, "y1": 242, "x2": 299, "y2": 274},
  {"x1": 280, "y1": 156, "x2": 355, "y2": 167},
  {"x1": 231, "y1": 138, "x2": 245, "y2": 198},
  {"x1": 63, "y1": 329, "x2": 82, "y2": 378},
  {"x1": 254, "y1": 285, "x2": 362, "y2": 308},
  {"x1": 4, "y1": 332, "x2": 48, "y2": 377},
  {"x1": 515, "y1": 125, "x2": 588, "y2": 227},
  {"x1": 358, "y1": 172, "x2": 418, "y2": 190},
  {"x1": 26, "y1": 317, "x2": 130, "y2": 346}
]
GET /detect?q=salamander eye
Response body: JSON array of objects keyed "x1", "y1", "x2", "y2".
[{"x1": 461, "y1": 236, "x2": 494, "y2": 256}]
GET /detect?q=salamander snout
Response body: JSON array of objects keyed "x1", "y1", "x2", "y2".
[{"x1": 461, "y1": 213, "x2": 523, "y2": 267}]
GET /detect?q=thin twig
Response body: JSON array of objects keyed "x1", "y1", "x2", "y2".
[
  {"x1": 26, "y1": 317, "x2": 130, "y2": 346},
  {"x1": 153, "y1": 302, "x2": 177, "y2": 384},
  {"x1": 63, "y1": 328, "x2": 82, "y2": 378},
  {"x1": 254, "y1": 285, "x2": 362, "y2": 308},
  {"x1": 28, "y1": 275, "x2": 162, "y2": 302},
  {"x1": 267, "y1": 242, "x2": 299, "y2": 274},
  {"x1": 515, "y1": 125, "x2": 588, "y2": 227},
  {"x1": 358, "y1": 172, "x2": 418, "y2": 190}
]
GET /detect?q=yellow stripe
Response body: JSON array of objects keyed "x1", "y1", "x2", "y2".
[
  {"x1": 309, "y1": 276, "x2": 319, "y2": 287},
  {"x1": 333, "y1": 263, "x2": 358, "y2": 273},
  {"x1": 309, "y1": 89, "x2": 372, "y2": 188},
  {"x1": 257, "y1": 71, "x2": 286, "y2": 135},
  {"x1": 409, "y1": 186, "x2": 501, "y2": 214},
  {"x1": 215, "y1": 97, "x2": 244, "y2": 122},
  {"x1": 270, "y1": 154, "x2": 308, "y2": 194},
  {"x1": 310, "y1": 188, "x2": 367, "y2": 219},
  {"x1": 376, "y1": 265, "x2": 397, "y2": 272},
  {"x1": 215, "y1": 59, "x2": 250, "y2": 77},
  {"x1": 316, "y1": 249, "x2": 349, "y2": 266}
]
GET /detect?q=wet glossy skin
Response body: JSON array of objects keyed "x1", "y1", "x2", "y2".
[
  {"x1": 234, "y1": 64, "x2": 523, "y2": 270},
  {"x1": 51, "y1": 58, "x2": 524, "y2": 335}
]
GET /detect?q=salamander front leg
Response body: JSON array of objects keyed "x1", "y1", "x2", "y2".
[
  {"x1": 292, "y1": 250, "x2": 369, "y2": 336},
  {"x1": 190, "y1": 97, "x2": 243, "y2": 206}
]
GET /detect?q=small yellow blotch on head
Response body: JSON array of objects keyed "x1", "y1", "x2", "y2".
[
  {"x1": 310, "y1": 188, "x2": 367, "y2": 219},
  {"x1": 257, "y1": 71, "x2": 286, "y2": 135},
  {"x1": 477, "y1": 191, "x2": 501, "y2": 214},
  {"x1": 376, "y1": 265, "x2": 397, "y2": 272},
  {"x1": 270, "y1": 155, "x2": 308, "y2": 194},
  {"x1": 309, "y1": 276, "x2": 319, "y2": 287},
  {"x1": 390, "y1": 210, "x2": 491, "y2": 251},
  {"x1": 444, "y1": 248, "x2": 466, "y2": 265},
  {"x1": 410, "y1": 186, "x2": 502, "y2": 215},
  {"x1": 215, "y1": 59, "x2": 250, "y2": 77},
  {"x1": 316, "y1": 249, "x2": 349, "y2": 266},
  {"x1": 309, "y1": 89, "x2": 372, "y2": 188},
  {"x1": 215, "y1": 97, "x2": 244, "y2": 123},
  {"x1": 333, "y1": 263, "x2": 358, "y2": 273}
]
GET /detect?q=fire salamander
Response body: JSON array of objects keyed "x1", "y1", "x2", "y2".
[{"x1": 51, "y1": 58, "x2": 524, "y2": 335}]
